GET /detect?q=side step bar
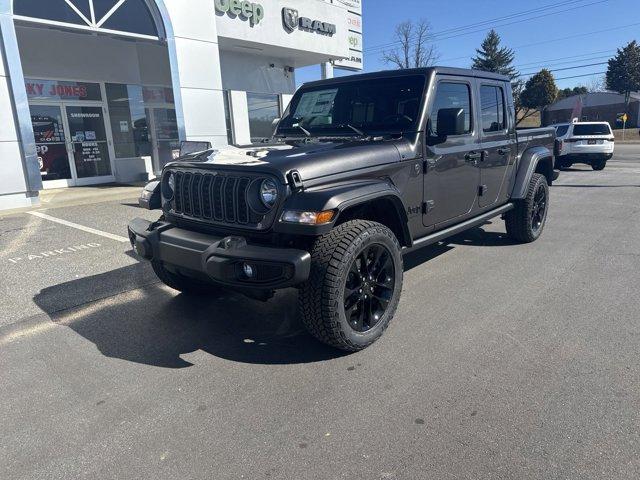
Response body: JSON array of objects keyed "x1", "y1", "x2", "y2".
[{"x1": 404, "y1": 203, "x2": 514, "y2": 253}]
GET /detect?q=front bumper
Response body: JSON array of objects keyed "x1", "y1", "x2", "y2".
[{"x1": 127, "y1": 218, "x2": 311, "y2": 289}]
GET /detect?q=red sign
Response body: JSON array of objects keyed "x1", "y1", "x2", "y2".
[
  {"x1": 24, "y1": 79, "x2": 102, "y2": 101},
  {"x1": 26, "y1": 83, "x2": 88, "y2": 98}
]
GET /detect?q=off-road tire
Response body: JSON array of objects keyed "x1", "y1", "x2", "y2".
[
  {"x1": 152, "y1": 260, "x2": 220, "y2": 295},
  {"x1": 505, "y1": 173, "x2": 549, "y2": 243},
  {"x1": 592, "y1": 160, "x2": 606, "y2": 171},
  {"x1": 299, "y1": 220, "x2": 404, "y2": 351}
]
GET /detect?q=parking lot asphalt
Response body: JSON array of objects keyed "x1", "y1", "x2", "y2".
[{"x1": 1, "y1": 144, "x2": 639, "y2": 479}]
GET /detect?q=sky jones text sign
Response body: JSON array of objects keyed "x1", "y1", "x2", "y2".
[{"x1": 25, "y1": 79, "x2": 102, "y2": 101}]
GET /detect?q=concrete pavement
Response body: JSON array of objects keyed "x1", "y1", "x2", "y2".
[{"x1": 1, "y1": 145, "x2": 639, "y2": 479}]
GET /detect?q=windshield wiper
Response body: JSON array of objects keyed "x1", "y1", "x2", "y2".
[
  {"x1": 292, "y1": 123, "x2": 311, "y2": 137},
  {"x1": 342, "y1": 124, "x2": 367, "y2": 137}
]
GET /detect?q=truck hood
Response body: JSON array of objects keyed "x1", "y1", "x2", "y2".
[{"x1": 167, "y1": 139, "x2": 410, "y2": 184}]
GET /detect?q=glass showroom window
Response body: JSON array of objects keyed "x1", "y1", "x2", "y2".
[
  {"x1": 14, "y1": 0, "x2": 159, "y2": 38},
  {"x1": 106, "y1": 84, "x2": 151, "y2": 159},
  {"x1": 247, "y1": 93, "x2": 281, "y2": 143},
  {"x1": 106, "y1": 83, "x2": 178, "y2": 174}
]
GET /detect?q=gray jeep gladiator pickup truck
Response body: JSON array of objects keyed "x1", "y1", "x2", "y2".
[{"x1": 128, "y1": 67, "x2": 556, "y2": 351}]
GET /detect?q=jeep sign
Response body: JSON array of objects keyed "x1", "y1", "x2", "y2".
[{"x1": 215, "y1": 0, "x2": 264, "y2": 26}]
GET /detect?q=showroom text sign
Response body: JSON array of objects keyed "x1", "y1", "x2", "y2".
[{"x1": 215, "y1": 0, "x2": 264, "y2": 26}]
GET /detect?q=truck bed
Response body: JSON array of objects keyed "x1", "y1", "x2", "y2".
[{"x1": 516, "y1": 127, "x2": 556, "y2": 157}]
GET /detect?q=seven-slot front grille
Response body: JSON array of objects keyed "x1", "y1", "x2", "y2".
[{"x1": 172, "y1": 171, "x2": 253, "y2": 225}]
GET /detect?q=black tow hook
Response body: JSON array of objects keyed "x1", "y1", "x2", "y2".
[{"x1": 133, "y1": 235, "x2": 153, "y2": 260}]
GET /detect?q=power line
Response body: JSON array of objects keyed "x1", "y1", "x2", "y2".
[
  {"x1": 520, "y1": 61, "x2": 608, "y2": 77},
  {"x1": 438, "y1": 21, "x2": 640, "y2": 63},
  {"x1": 366, "y1": 0, "x2": 610, "y2": 55},
  {"x1": 513, "y1": 49, "x2": 614, "y2": 68},
  {"x1": 366, "y1": 0, "x2": 592, "y2": 52},
  {"x1": 554, "y1": 71, "x2": 606, "y2": 81}
]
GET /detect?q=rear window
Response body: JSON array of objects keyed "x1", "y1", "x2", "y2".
[
  {"x1": 555, "y1": 125, "x2": 569, "y2": 137},
  {"x1": 573, "y1": 123, "x2": 611, "y2": 136}
]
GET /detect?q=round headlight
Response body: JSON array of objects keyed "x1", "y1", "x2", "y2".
[
  {"x1": 162, "y1": 172, "x2": 175, "y2": 200},
  {"x1": 259, "y1": 178, "x2": 278, "y2": 208}
]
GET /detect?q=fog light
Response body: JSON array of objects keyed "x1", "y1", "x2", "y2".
[{"x1": 243, "y1": 263, "x2": 255, "y2": 278}]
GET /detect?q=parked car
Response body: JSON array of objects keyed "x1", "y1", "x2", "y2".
[
  {"x1": 128, "y1": 67, "x2": 556, "y2": 351},
  {"x1": 553, "y1": 121, "x2": 614, "y2": 170}
]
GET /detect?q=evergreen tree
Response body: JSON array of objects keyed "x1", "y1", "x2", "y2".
[
  {"x1": 557, "y1": 86, "x2": 588, "y2": 101},
  {"x1": 606, "y1": 40, "x2": 640, "y2": 103},
  {"x1": 518, "y1": 69, "x2": 558, "y2": 125},
  {"x1": 472, "y1": 30, "x2": 518, "y2": 79},
  {"x1": 520, "y1": 69, "x2": 558, "y2": 109}
]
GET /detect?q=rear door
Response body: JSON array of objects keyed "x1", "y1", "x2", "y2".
[
  {"x1": 423, "y1": 77, "x2": 480, "y2": 227},
  {"x1": 567, "y1": 123, "x2": 613, "y2": 152},
  {"x1": 477, "y1": 81, "x2": 515, "y2": 208}
]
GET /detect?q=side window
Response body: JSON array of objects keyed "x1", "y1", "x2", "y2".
[
  {"x1": 480, "y1": 85, "x2": 505, "y2": 133},
  {"x1": 555, "y1": 125, "x2": 569, "y2": 137},
  {"x1": 430, "y1": 82, "x2": 472, "y2": 135}
]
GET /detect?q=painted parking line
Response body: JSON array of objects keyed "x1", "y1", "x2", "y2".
[{"x1": 27, "y1": 211, "x2": 129, "y2": 243}]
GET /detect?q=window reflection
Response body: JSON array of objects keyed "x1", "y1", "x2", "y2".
[
  {"x1": 247, "y1": 93, "x2": 280, "y2": 143},
  {"x1": 106, "y1": 83, "x2": 179, "y2": 175},
  {"x1": 106, "y1": 84, "x2": 151, "y2": 158}
]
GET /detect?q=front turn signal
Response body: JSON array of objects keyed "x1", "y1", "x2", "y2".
[{"x1": 281, "y1": 210, "x2": 336, "y2": 225}]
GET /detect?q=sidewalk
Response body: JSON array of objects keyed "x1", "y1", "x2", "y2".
[{"x1": 0, "y1": 183, "x2": 145, "y2": 217}]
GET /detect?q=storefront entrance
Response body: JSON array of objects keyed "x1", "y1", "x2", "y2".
[
  {"x1": 12, "y1": 1, "x2": 181, "y2": 189},
  {"x1": 26, "y1": 79, "x2": 115, "y2": 188},
  {"x1": 31, "y1": 102, "x2": 115, "y2": 189}
]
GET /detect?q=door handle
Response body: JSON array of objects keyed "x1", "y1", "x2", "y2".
[
  {"x1": 497, "y1": 147, "x2": 511, "y2": 155},
  {"x1": 464, "y1": 151, "x2": 482, "y2": 162}
]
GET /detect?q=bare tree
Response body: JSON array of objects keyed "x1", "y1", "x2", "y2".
[
  {"x1": 382, "y1": 20, "x2": 439, "y2": 69},
  {"x1": 587, "y1": 75, "x2": 607, "y2": 92}
]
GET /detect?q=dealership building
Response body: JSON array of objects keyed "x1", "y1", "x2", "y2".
[
  {"x1": 0, "y1": 0, "x2": 363, "y2": 210},
  {"x1": 542, "y1": 91, "x2": 640, "y2": 129}
]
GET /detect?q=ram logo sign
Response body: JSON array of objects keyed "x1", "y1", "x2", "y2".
[
  {"x1": 282, "y1": 7, "x2": 299, "y2": 32},
  {"x1": 281, "y1": 7, "x2": 336, "y2": 36}
]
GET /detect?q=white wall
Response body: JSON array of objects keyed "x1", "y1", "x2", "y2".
[
  {"x1": 164, "y1": 0, "x2": 228, "y2": 148},
  {"x1": 229, "y1": 90, "x2": 251, "y2": 145},
  {"x1": 215, "y1": 0, "x2": 348, "y2": 60},
  {"x1": 219, "y1": 50, "x2": 295, "y2": 94}
]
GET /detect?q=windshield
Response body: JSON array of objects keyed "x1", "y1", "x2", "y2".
[
  {"x1": 555, "y1": 125, "x2": 569, "y2": 137},
  {"x1": 277, "y1": 75, "x2": 426, "y2": 136},
  {"x1": 573, "y1": 123, "x2": 611, "y2": 135}
]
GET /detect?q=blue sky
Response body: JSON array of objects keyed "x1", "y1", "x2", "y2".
[{"x1": 296, "y1": 0, "x2": 639, "y2": 89}]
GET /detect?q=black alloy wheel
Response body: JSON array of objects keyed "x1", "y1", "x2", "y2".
[
  {"x1": 531, "y1": 183, "x2": 548, "y2": 235},
  {"x1": 299, "y1": 220, "x2": 404, "y2": 351},
  {"x1": 343, "y1": 243, "x2": 396, "y2": 333},
  {"x1": 505, "y1": 172, "x2": 549, "y2": 243}
]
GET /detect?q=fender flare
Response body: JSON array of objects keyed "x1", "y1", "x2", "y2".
[
  {"x1": 512, "y1": 146, "x2": 554, "y2": 199},
  {"x1": 275, "y1": 180, "x2": 411, "y2": 245}
]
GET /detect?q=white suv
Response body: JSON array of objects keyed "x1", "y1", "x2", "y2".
[{"x1": 552, "y1": 122, "x2": 615, "y2": 171}]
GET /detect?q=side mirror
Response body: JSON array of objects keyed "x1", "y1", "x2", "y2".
[
  {"x1": 437, "y1": 108, "x2": 465, "y2": 137},
  {"x1": 271, "y1": 117, "x2": 281, "y2": 135}
]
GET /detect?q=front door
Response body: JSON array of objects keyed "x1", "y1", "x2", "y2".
[
  {"x1": 423, "y1": 79, "x2": 480, "y2": 227},
  {"x1": 477, "y1": 83, "x2": 515, "y2": 208},
  {"x1": 31, "y1": 105, "x2": 73, "y2": 188},
  {"x1": 30, "y1": 103, "x2": 114, "y2": 188},
  {"x1": 64, "y1": 104, "x2": 114, "y2": 185}
]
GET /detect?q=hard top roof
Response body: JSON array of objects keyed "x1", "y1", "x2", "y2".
[{"x1": 302, "y1": 67, "x2": 511, "y2": 88}]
